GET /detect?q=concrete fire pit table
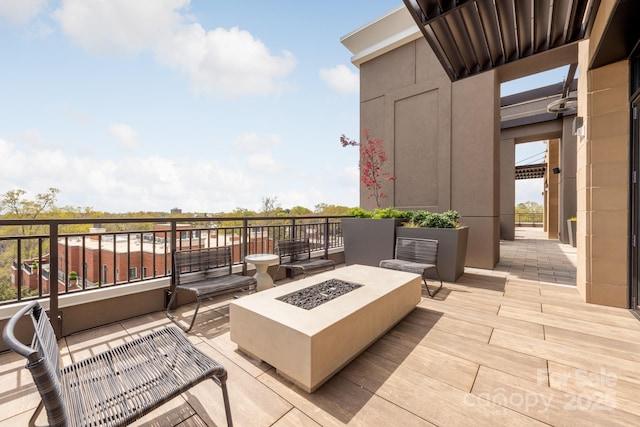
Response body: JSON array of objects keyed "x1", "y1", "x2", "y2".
[{"x1": 229, "y1": 264, "x2": 422, "y2": 392}]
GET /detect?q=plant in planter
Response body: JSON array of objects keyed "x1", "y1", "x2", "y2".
[
  {"x1": 567, "y1": 217, "x2": 577, "y2": 247},
  {"x1": 341, "y1": 207, "x2": 409, "y2": 267},
  {"x1": 396, "y1": 210, "x2": 468, "y2": 281},
  {"x1": 403, "y1": 210, "x2": 461, "y2": 228},
  {"x1": 68, "y1": 271, "x2": 78, "y2": 285},
  {"x1": 340, "y1": 129, "x2": 402, "y2": 266}
]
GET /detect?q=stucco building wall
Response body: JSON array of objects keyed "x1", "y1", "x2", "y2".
[{"x1": 359, "y1": 38, "x2": 499, "y2": 269}]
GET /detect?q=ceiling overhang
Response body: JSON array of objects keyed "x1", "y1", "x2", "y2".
[
  {"x1": 403, "y1": 0, "x2": 601, "y2": 81},
  {"x1": 590, "y1": 0, "x2": 640, "y2": 69},
  {"x1": 516, "y1": 163, "x2": 546, "y2": 180}
]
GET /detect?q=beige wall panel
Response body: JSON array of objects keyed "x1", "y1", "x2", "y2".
[
  {"x1": 587, "y1": 282, "x2": 628, "y2": 308},
  {"x1": 590, "y1": 135, "x2": 630, "y2": 163},
  {"x1": 360, "y1": 96, "x2": 386, "y2": 209},
  {"x1": 589, "y1": 110, "x2": 629, "y2": 140},
  {"x1": 393, "y1": 89, "x2": 440, "y2": 207},
  {"x1": 590, "y1": 235, "x2": 627, "y2": 264},
  {"x1": 360, "y1": 42, "x2": 416, "y2": 103},
  {"x1": 461, "y1": 216, "x2": 500, "y2": 268},
  {"x1": 591, "y1": 210, "x2": 629, "y2": 237},
  {"x1": 450, "y1": 71, "x2": 500, "y2": 269},
  {"x1": 451, "y1": 72, "x2": 500, "y2": 217},
  {"x1": 500, "y1": 138, "x2": 515, "y2": 240},
  {"x1": 589, "y1": 61, "x2": 628, "y2": 92},
  {"x1": 589, "y1": 84, "x2": 630, "y2": 115},
  {"x1": 547, "y1": 139, "x2": 560, "y2": 239},
  {"x1": 591, "y1": 257, "x2": 628, "y2": 287},
  {"x1": 385, "y1": 78, "x2": 452, "y2": 211},
  {"x1": 590, "y1": 161, "x2": 628, "y2": 188},
  {"x1": 590, "y1": 185, "x2": 628, "y2": 212},
  {"x1": 415, "y1": 38, "x2": 448, "y2": 82},
  {"x1": 559, "y1": 118, "x2": 577, "y2": 244}
]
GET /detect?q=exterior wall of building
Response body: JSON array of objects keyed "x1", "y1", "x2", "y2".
[
  {"x1": 559, "y1": 117, "x2": 578, "y2": 244},
  {"x1": 359, "y1": 38, "x2": 500, "y2": 269},
  {"x1": 546, "y1": 139, "x2": 560, "y2": 239},
  {"x1": 577, "y1": 54, "x2": 630, "y2": 307},
  {"x1": 451, "y1": 71, "x2": 501, "y2": 269},
  {"x1": 575, "y1": 0, "x2": 630, "y2": 307},
  {"x1": 500, "y1": 138, "x2": 516, "y2": 240}
]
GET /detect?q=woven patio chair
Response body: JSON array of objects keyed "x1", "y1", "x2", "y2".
[
  {"x1": 379, "y1": 237, "x2": 443, "y2": 297},
  {"x1": 2, "y1": 301, "x2": 233, "y2": 427},
  {"x1": 276, "y1": 238, "x2": 335, "y2": 279}
]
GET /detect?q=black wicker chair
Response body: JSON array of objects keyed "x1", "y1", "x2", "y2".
[
  {"x1": 276, "y1": 238, "x2": 335, "y2": 279},
  {"x1": 379, "y1": 237, "x2": 443, "y2": 297},
  {"x1": 3, "y1": 301, "x2": 233, "y2": 427}
]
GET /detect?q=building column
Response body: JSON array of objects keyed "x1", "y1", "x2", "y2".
[
  {"x1": 500, "y1": 138, "x2": 516, "y2": 240},
  {"x1": 547, "y1": 139, "x2": 560, "y2": 239},
  {"x1": 578, "y1": 40, "x2": 629, "y2": 307},
  {"x1": 451, "y1": 70, "x2": 500, "y2": 269},
  {"x1": 558, "y1": 117, "x2": 577, "y2": 244}
]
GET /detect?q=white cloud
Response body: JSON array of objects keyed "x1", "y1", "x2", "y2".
[
  {"x1": 54, "y1": 0, "x2": 187, "y2": 55},
  {"x1": 233, "y1": 132, "x2": 281, "y2": 152},
  {"x1": 156, "y1": 24, "x2": 296, "y2": 97},
  {"x1": 17, "y1": 129, "x2": 48, "y2": 149},
  {"x1": 319, "y1": 64, "x2": 359, "y2": 94},
  {"x1": 0, "y1": 133, "x2": 359, "y2": 213},
  {"x1": 52, "y1": 0, "x2": 296, "y2": 97},
  {"x1": 108, "y1": 123, "x2": 139, "y2": 151},
  {"x1": 245, "y1": 152, "x2": 280, "y2": 174},
  {"x1": 0, "y1": 0, "x2": 47, "y2": 25}
]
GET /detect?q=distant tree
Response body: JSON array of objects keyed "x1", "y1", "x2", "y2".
[
  {"x1": 314, "y1": 204, "x2": 351, "y2": 216},
  {"x1": 261, "y1": 196, "x2": 280, "y2": 217},
  {"x1": 515, "y1": 201, "x2": 543, "y2": 213},
  {"x1": 1, "y1": 188, "x2": 60, "y2": 234},
  {"x1": 289, "y1": 206, "x2": 312, "y2": 216}
]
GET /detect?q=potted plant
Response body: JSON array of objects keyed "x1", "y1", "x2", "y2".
[
  {"x1": 567, "y1": 217, "x2": 577, "y2": 247},
  {"x1": 341, "y1": 131, "x2": 404, "y2": 266},
  {"x1": 340, "y1": 130, "x2": 395, "y2": 209},
  {"x1": 68, "y1": 271, "x2": 78, "y2": 285},
  {"x1": 395, "y1": 210, "x2": 469, "y2": 282},
  {"x1": 342, "y1": 207, "x2": 409, "y2": 266}
]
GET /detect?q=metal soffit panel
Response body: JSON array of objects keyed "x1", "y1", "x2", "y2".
[
  {"x1": 516, "y1": 163, "x2": 546, "y2": 180},
  {"x1": 403, "y1": 0, "x2": 600, "y2": 81}
]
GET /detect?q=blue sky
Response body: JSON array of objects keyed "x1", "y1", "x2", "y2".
[{"x1": 0, "y1": 1, "x2": 561, "y2": 213}]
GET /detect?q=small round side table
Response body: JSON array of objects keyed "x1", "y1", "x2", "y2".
[{"x1": 245, "y1": 254, "x2": 279, "y2": 291}]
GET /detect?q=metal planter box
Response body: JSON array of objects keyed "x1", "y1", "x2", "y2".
[{"x1": 395, "y1": 226, "x2": 469, "y2": 282}]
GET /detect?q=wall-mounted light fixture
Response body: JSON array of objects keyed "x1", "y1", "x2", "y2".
[
  {"x1": 552, "y1": 167, "x2": 561, "y2": 174},
  {"x1": 572, "y1": 116, "x2": 584, "y2": 136}
]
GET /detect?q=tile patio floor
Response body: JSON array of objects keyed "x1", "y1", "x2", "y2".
[{"x1": 2, "y1": 228, "x2": 640, "y2": 426}]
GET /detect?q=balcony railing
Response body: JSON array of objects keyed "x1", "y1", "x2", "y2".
[
  {"x1": 514, "y1": 212, "x2": 543, "y2": 226},
  {"x1": 0, "y1": 215, "x2": 345, "y2": 335}
]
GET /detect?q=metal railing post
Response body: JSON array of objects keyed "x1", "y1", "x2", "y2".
[
  {"x1": 49, "y1": 221, "x2": 60, "y2": 338},
  {"x1": 324, "y1": 217, "x2": 330, "y2": 259},
  {"x1": 242, "y1": 219, "x2": 249, "y2": 275}
]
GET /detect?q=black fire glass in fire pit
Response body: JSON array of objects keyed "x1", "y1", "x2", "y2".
[{"x1": 277, "y1": 279, "x2": 363, "y2": 310}]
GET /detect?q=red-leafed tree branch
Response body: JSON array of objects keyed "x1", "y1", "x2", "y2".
[{"x1": 341, "y1": 129, "x2": 395, "y2": 208}]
